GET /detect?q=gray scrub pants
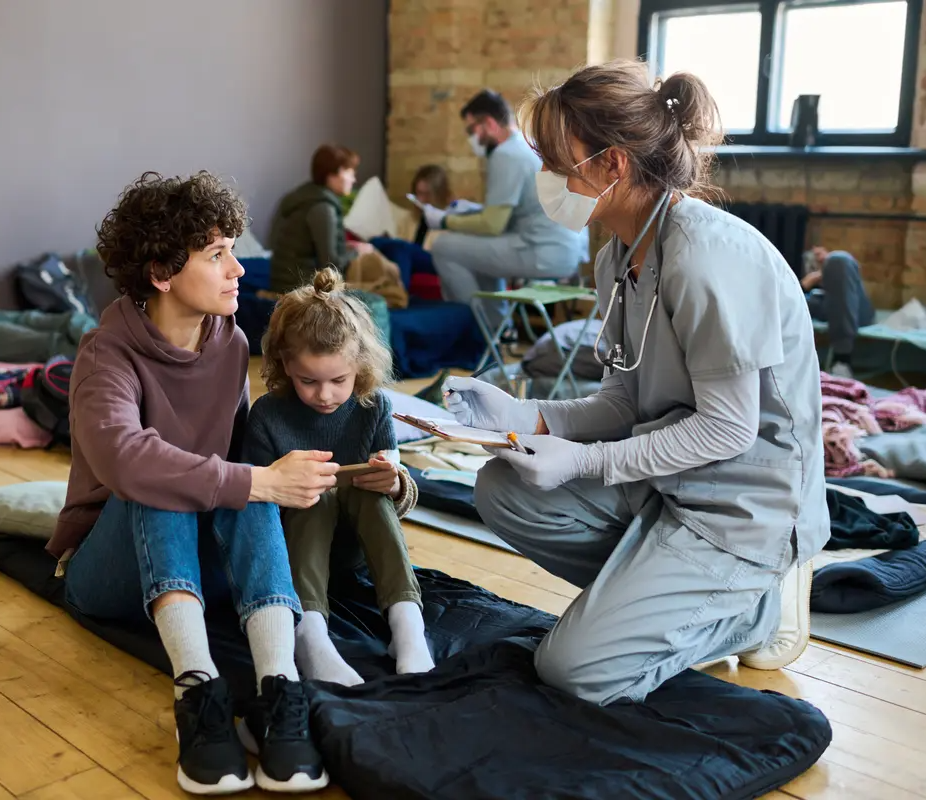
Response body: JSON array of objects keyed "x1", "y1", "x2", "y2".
[
  {"x1": 431, "y1": 232, "x2": 579, "y2": 329},
  {"x1": 805, "y1": 251, "x2": 875, "y2": 356},
  {"x1": 475, "y1": 459, "x2": 786, "y2": 705}
]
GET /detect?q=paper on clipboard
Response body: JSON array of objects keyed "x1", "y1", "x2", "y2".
[{"x1": 392, "y1": 413, "x2": 513, "y2": 448}]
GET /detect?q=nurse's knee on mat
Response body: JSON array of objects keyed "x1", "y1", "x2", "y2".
[
  {"x1": 533, "y1": 635, "x2": 642, "y2": 706},
  {"x1": 474, "y1": 459, "x2": 525, "y2": 526}
]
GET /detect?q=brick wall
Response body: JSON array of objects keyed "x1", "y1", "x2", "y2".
[
  {"x1": 713, "y1": 161, "x2": 914, "y2": 308},
  {"x1": 387, "y1": 0, "x2": 588, "y2": 205},
  {"x1": 387, "y1": 0, "x2": 926, "y2": 307}
]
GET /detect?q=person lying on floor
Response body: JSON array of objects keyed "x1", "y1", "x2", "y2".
[
  {"x1": 442, "y1": 60, "x2": 830, "y2": 706},
  {"x1": 46, "y1": 171, "x2": 333, "y2": 795},
  {"x1": 800, "y1": 246, "x2": 875, "y2": 378},
  {"x1": 243, "y1": 267, "x2": 431, "y2": 686}
]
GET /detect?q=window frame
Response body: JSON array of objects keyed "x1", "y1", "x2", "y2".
[{"x1": 637, "y1": 0, "x2": 924, "y2": 147}]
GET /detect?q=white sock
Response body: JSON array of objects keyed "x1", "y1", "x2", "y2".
[
  {"x1": 295, "y1": 611, "x2": 364, "y2": 687},
  {"x1": 154, "y1": 600, "x2": 219, "y2": 700},
  {"x1": 245, "y1": 606, "x2": 300, "y2": 691},
  {"x1": 388, "y1": 601, "x2": 434, "y2": 675}
]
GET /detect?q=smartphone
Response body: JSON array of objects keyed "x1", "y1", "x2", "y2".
[{"x1": 335, "y1": 462, "x2": 382, "y2": 488}]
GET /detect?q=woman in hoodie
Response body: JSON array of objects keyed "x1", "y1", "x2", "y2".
[{"x1": 47, "y1": 171, "x2": 333, "y2": 796}]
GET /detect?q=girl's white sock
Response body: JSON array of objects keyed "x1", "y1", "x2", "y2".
[
  {"x1": 295, "y1": 610, "x2": 364, "y2": 686},
  {"x1": 388, "y1": 601, "x2": 435, "y2": 675}
]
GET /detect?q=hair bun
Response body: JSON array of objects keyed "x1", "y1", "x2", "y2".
[
  {"x1": 312, "y1": 266, "x2": 342, "y2": 295},
  {"x1": 655, "y1": 72, "x2": 719, "y2": 147}
]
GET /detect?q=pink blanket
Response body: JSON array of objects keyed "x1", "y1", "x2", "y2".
[{"x1": 821, "y1": 373, "x2": 926, "y2": 478}]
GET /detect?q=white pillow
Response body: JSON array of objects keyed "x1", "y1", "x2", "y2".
[
  {"x1": 385, "y1": 389, "x2": 454, "y2": 443},
  {"x1": 0, "y1": 481, "x2": 68, "y2": 539}
]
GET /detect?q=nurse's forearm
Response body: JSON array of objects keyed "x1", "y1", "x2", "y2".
[
  {"x1": 443, "y1": 205, "x2": 512, "y2": 236},
  {"x1": 597, "y1": 370, "x2": 760, "y2": 484},
  {"x1": 536, "y1": 374, "x2": 637, "y2": 442}
]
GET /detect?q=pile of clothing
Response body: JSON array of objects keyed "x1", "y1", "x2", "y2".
[{"x1": 820, "y1": 372, "x2": 926, "y2": 477}]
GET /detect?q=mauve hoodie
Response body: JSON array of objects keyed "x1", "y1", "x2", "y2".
[{"x1": 47, "y1": 295, "x2": 252, "y2": 561}]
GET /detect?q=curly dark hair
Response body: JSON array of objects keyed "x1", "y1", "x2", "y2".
[{"x1": 97, "y1": 170, "x2": 249, "y2": 303}]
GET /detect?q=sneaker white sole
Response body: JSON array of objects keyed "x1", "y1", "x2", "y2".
[
  {"x1": 175, "y1": 730, "x2": 255, "y2": 795},
  {"x1": 237, "y1": 719, "x2": 330, "y2": 793},
  {"x1": 256, "y1": 765, "x2": 330, "y2": 793},
  {"x1": 739, "y1": 560, "x2": 813, "y2": 671},
  {"x1": 177, "y1": 766, "x2": 255, "y2": 795}
]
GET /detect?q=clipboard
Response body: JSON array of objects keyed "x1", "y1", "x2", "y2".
[{"x1": 392, "y1": 413, "x2": 516, "y2": 449}]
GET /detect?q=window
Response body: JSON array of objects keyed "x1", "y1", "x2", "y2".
[{"x1": 638, "y1": 0, "x2": 923, "y2": 147}]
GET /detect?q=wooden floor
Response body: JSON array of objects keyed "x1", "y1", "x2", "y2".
[{"x1": 0, "y1": 364, "x2": 923, "y2": 799}]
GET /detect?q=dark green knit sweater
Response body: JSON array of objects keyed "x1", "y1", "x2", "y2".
[{"x1": 242, "y1": 389, "x2": 395, "y2": 469}]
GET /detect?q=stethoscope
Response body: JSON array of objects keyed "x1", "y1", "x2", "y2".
[{"x1": 594, "y1": 189, "x2": 674, "y2": 375}]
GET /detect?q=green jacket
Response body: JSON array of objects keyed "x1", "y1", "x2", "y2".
[{"x1": 268, "y1": 182, "x2": 351, "y2": 293}]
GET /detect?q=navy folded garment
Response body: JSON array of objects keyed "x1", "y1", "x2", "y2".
[
  {"x1": 405, "y1": 465, "x2": 481, "y2": 522},
  {"x1": 812, "y1": 542, "x2": 926, "y2": 613},
  {"x1": 825, "y1": 488, "x2": 919, "y2": 550},
  {"x1": 0, "y1": 534, "x2": 832, "y2": 800}
]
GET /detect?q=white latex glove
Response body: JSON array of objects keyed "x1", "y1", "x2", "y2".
[
  {"x1": 442, "y1": 376, "x2": 540, "y2": 434},
  {"x1": 423, "y1": 204, "x2": 447, "y2": 230},
  {"x1": 447, "y1": 199, "x2": 483, "y2": 215},
  {"x1": 493, "y1": 434, "x2": 606, "y2": 491}
]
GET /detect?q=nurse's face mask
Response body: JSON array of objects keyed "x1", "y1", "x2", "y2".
[
  {"x1": 535, "y1": 148, "x2": 619, "y2": 232},
  {"x1": 465, "y1": 116, "x2": 496, "y2": 158}
]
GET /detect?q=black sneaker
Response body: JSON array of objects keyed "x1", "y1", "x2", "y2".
[
  {"x1": 174, "y1": 671, "x2": 254, "y2": 795},
  {"x1": 239, "y1": 675, "x2": 329, "y2": 792}
]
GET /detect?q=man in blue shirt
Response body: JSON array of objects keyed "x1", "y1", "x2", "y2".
[{"x1": 422, "y1": 90, "x2": 587, "y2": 328}]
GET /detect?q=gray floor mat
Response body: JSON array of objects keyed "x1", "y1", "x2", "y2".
[
  {"x1": 810, "y1": 592, "x2": 926, "y2": 668},
  {"x1": 405, "y1": 507, "x2": 517, "y2": 553}
]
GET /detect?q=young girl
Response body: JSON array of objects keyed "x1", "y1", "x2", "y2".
[{"x1": 243, "y1": 267, "x2": 433, "y2": 686}]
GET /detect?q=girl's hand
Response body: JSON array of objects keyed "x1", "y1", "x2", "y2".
[{"x1": 353, "y1": 451, "x2": 401, "y2": 497}]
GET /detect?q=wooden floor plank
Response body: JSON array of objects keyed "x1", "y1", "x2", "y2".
[
  {"x1": 20, "y1": 768, "x2": 145, "y2": 800},
  {"x1": 0, "y1": 448, "x2": 70, "y2": 483},
  {"x1": 0, "y1": 691, "x2": 92, "y2": 796},
  {"x1": 793, "y1": 643, "x2": 926, "y2": 682},
  {"x1": 802, "y1": 654, "x2": 926, "y2": 711}
]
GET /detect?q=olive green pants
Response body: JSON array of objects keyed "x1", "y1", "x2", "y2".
[{"x1": 282, "y1": 486, "x2": 421, "y2": 618}]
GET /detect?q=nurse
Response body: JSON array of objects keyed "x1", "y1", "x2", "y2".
[{"x1": 442, "y1": 60, "x2": 830, "y2": 705}]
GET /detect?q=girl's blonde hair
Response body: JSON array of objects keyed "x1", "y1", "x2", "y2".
[{"x1": 260, "y1": 267, "x2": 391, "y2": 406}]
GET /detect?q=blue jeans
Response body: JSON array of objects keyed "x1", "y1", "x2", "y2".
[
  {"x1": 370, "y1": 236, "x2": 435, "y2": 288},
  {"x1": 805, "y1": 251, "x2": 875, "y2": 355},
  {"x1": 65, "y1": 496, "x2": 302, "y2": 629}
]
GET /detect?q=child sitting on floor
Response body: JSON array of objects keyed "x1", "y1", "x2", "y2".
[{"x1": 243, "y1": 267, "x2": 433, "y2": 686}]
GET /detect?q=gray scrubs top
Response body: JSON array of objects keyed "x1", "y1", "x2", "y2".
[
  {"x1": 596, "y1": 196, "x2": 829, "y2": 570},
  {"x1": 486, "y1": 132, "x2": 588, "y2": 263}
]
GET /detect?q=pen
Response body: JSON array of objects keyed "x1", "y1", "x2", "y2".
[{"x1": 443, "y1": 362, "x2": 496, "y2": 397}]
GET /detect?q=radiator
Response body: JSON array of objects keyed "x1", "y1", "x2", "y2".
[{"x1": 720, "y1": 201, "x2": 810, "y2": 277}]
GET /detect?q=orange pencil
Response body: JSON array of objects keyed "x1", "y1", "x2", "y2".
[{"x1": 507, "y1": 432, "x2": 529, "y2": 454}]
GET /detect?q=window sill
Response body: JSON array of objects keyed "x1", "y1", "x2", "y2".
[{"x1": 710, "y1": 145, "x2": 926, "y2": 162}]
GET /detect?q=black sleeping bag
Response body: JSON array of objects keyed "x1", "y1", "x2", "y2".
[{"x1": 0, "y1": 534, "x2": 832, "y2": 800}]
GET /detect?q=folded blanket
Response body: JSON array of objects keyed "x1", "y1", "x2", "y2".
[
  {"x1": 820, "y1": 372, "x2": 926, "y2": 478},
  {"x1": 811, "y1": 542, "x2": 926, "y2": 612}
]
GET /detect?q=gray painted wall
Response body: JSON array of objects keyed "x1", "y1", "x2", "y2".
[{"x1": 0, "y1": 0, "x2": 387, "y2": 307}]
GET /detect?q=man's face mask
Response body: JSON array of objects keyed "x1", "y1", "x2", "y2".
[{"x1": 534, "y1": 148, "x2": 619, "y2": 232}]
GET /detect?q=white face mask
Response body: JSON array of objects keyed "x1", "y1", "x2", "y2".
[
  {"x1": 534, "y1": 149, "x2": 618, "y2": 232},
  {"x1": 468, "y1": 133, "x2": 487, "y2": 158}
]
